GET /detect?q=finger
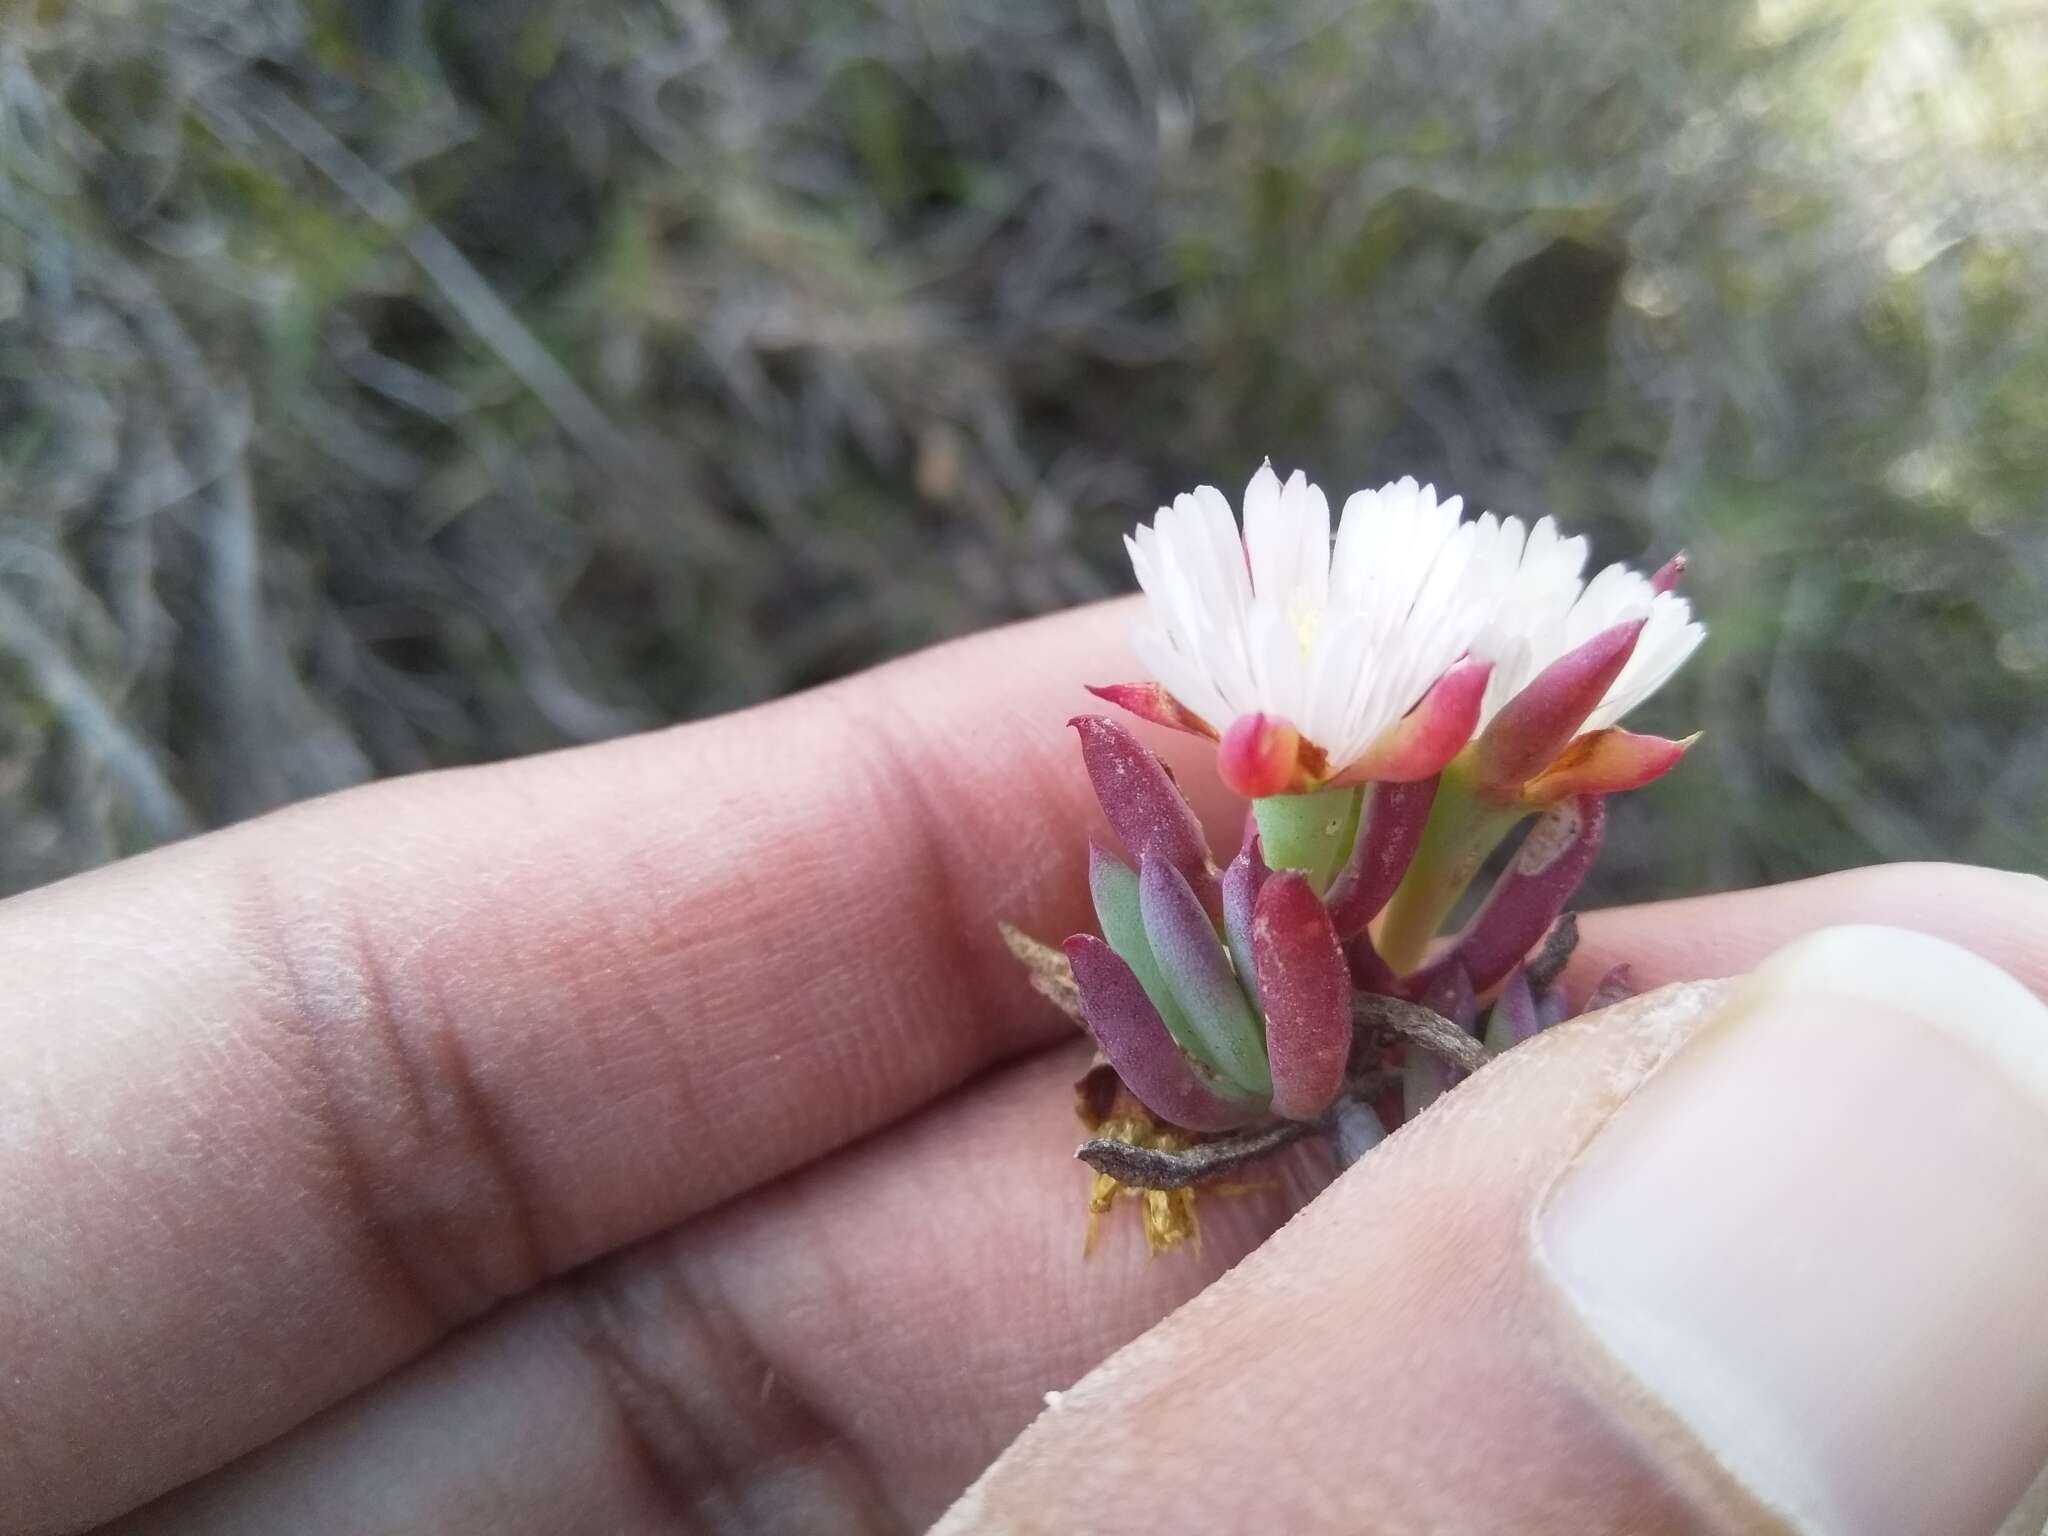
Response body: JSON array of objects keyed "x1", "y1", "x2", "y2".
[
  {"x1": 108, "y1": 1042, "x2": 1321, "y2": 1535},
  {"x1": 96, "y1": 869, "x2": 2048, "y2": 1534},
  {"x1": 0, "y1": 601, "x2": 1237, "y2": 1534},
  {"x1": 942, "y1": 922, "x2": 2048, "y2": 1535},
  {"x1": 1570, "y1": 862, "x2": 2048, "y2": 1000}
]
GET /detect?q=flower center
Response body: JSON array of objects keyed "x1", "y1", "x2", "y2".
[{"x1": 1290, "y1": 599, "x2": 1323, "y2": 655}]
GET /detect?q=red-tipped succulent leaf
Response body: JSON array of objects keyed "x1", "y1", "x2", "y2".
[
  {"x1": 1084, "y1": 682, "x2": 1217, "y2": 739},
  {"x1": 1423, "y1": 794, "x2": 1607, "y2": 995},
  {"x1": 1252, "y1": 872, "x2": 1353, "y2": 1122},
  {"x1": 1324, "y1": 777, "x2": 1438, "y2": 940},
  {"x1": 1471, "y1": 619, "x2": 1645, "y2": 797},
  {"x1": 1217, "y1": 711, "x2": 1324, "y2": 798},
  {"x1": 1522, "y1": 727, "x2": 1698, "y2": 803},
  {"x1": 1071, "y1": 715, "x2": 1217, "y2": 906},
  {"x1": 1335, "y1": 660, "x2": 1491, "y2": 785}
]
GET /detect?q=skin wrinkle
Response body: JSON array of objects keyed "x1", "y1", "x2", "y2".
[
  {"x1": 101, "y1": 1041, "x2": 1309, "y2": 1536},
  {"x1": 340, "y1": 881, "x2": 549, "y2": 1320},
  {"x1": 840, "y1": 686, "x2": 1008, "y2": 1107},
  {"x1": 559, "y1": 1245, "x2": 904, "y2": 1535},
  {"x1": 241, "y1": 850, "x2": 529, "y2": 1335}
]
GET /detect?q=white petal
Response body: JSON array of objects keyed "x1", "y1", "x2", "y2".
[
  {"x1": 1191, "y1": 484, "x2": 1252, "y2": 620},
  {"x1": 1130, "y1": 622, "x2": 1232, "y2": 729},
  {"x1": 1585, "y1": 595, "x2": 1705, "y2": 730},
  {"x1": 1302, "y1": 612, "x2": 1373, "y2": 760},
  {"x1": 1282, "y1": 471, "x2": 1331, "y2": 612},
  {"x1": 1329, "y1": 486, "x2": 1382, "y2": 610},
  {"x1": 1239, "y1": 463, "x2": 1283, "y2": 591}
]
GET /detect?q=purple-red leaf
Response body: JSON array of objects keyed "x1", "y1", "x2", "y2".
[
  {"x1": 1138, "y1": 854, "x2": 1272, "y2": 1095},
  {"x1": 1063, "y1": 936, "x2": 1264, "y2": 1132},
  {"x1": 1586, "y1": 962, "x2": 1638, "y2": 1012},
  {"x1": 1324, "y1": 777, "x2": 1438, "y2": 939},
  {"x1": 1346, "y1": 929, "x2": 1400, "y2": 994},
  {"x1": 1472, "y1": 619, "x2": 1644, "y2": 795},
  {"x1": 1418, "y1": 959, "x2": 1479, "y2": 1036},
  {"x1": 1426, "y1": 795, "x2": 1607, "y2": 994},
  {"x1": 1403, "y1": 962, "x2": 1476, "y2": 1121},
  {"x1": 1252, "y1": 872, "x2": 1353, "y2": 1121},
  {"x1": 1222, "y1": 833, "x2": 1270, "y2": 1008},
  {"x1": 1484, "y1": 965, "x2": 1543, "y2": 1052},
  {"x1": 1071, "y1": 714, "x2": 1217, "y2": 906},
  {"x1": 1216, "y1": 711, "x2": 1325, "y2": 798},
  {"x1": 1084, "y1": 682, "x2": 1217, "y2": 739}
]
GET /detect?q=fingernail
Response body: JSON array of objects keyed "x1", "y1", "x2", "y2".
[{"x1": 1539, "y1": 924, "x2": 2048, "y2": 1536}]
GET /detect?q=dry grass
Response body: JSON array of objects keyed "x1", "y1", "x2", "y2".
[{"x1": 3, "y1": 0, "x2": 2045, "y2": 897}]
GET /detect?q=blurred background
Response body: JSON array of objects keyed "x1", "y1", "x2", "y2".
[{"x1": 3, "y1": 0, "x2": 2044, "y2": 901}]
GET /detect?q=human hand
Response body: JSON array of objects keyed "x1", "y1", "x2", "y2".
[{"x1": 5, "y1": 604, "x2": 2045, "y2": 1534}]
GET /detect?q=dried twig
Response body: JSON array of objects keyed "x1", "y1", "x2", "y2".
[
  {"x1": 1076, "y1": 1117, "x2": 1312, "y2": 1190},
  {"x1": 1353, "y1": 993, "x2": 1487, "y2": 1075},
  {"x1": 1000, "y1": 922, "x2": 1084, "y2": 1024},
  {"x1": 1524, "y1": 912, "x2": 1579, "y2": 995}
]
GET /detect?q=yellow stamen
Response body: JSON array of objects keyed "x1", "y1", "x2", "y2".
[{"x1": 1291, "y1": 601, "x2": 1323, "y2": 655}]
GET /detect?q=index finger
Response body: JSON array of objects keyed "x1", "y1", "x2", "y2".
[{"x1": 0, "y1": 601, "x2": 1217, "y2": 1534}]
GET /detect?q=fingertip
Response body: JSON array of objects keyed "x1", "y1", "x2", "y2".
[{"x1": 1570, "y1": 862, "x2": 2048, "y2": 1005}]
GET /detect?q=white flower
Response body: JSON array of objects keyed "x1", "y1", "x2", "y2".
[
  {"x1": 1125, "y1": 463, "x2": 1489, "y2": 778},
  {"x1": 1468, "y1": 516, "x2": 1705, "y2": 731}
]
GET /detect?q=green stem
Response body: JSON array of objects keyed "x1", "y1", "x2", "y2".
[
  {"x1": 1253, "y1": 786, "x2": 1362, "y2": 893},
  {"x1": 1374, "y1": 767, "x2": 1528, "y2": 975}
]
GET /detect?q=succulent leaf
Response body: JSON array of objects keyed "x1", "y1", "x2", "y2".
[
  {"x1": 1403, "y1": 962, "x2": 1476, "y2": 1119},
  {"x1": 1472, "y1": 619, "x2": 1645, "y2": 795},
  {"x1": 1089, "y1": 843, "x2": 1201, "y2": 1053},
  {"x1": 1221, "y1": 831, "x2": 1271, "y2": 1008},
  {"x1": 1138, "y1": 853, "x2": 1274, "y2": 1096},
  {"x1": 1218, "y1": 711, "x2": 1325, "y2": 798},
  {"x1": 1252, "y1": 872, "x2": 1353, "y2": 1121},
  {"x1": 1064, "y1": 936, "x2": 1265, "y2": 1132},
  {"x1": 1084, "y1": 682, "x2": 1216, "y2": 739},
  {"x1": 1324, "y1": 777, "x2": 1438, "y2": 939},
  {"x1": 1251, "y1": 785, "x2": 1360, "y2": 890},
  {"x1": 1071, "y1": 715, "x2": 1217, "y2": 906},
  {"x1": 1422, "y1": 795, "x2": 1608, "y2": 994},
  {"x1": 1522, "y1": 727, "x2": 1696, "y2": 803},
  {"x1": 1482, "y1": 964, "x2": 1543, "y2": 1054},
  {"x1": 1335, "y1": 660, "x2": 1491, "y2": 784}
]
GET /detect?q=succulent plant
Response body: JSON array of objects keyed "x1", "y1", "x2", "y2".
[{"x1": 1017, "y1": 464, "x2": 1707, "y2": 1252}]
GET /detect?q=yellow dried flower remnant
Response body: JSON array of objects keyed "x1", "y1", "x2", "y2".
[{"x1": 1074, "y1": 1061, "x2": 1200, "y2": 1257}]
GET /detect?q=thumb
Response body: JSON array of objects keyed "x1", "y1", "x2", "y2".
[{"x1": 937, "y1": 924, "x2": 2048, "y2": 1536}]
